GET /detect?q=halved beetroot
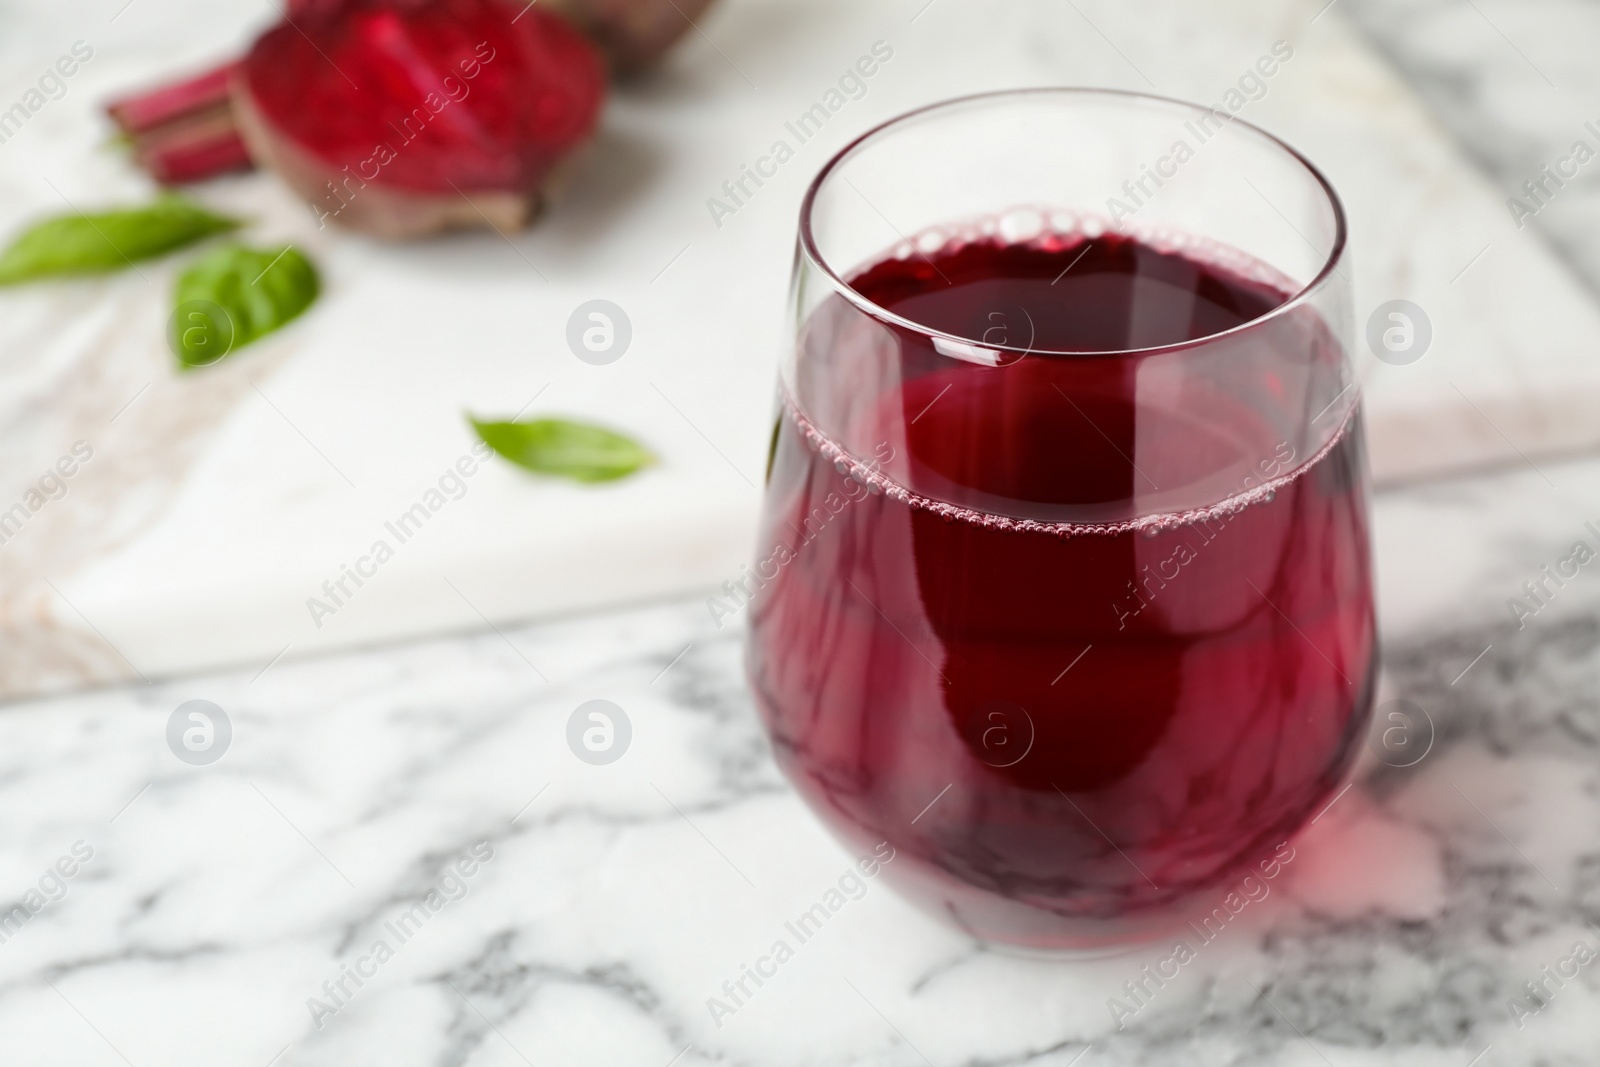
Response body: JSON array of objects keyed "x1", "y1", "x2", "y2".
[{"x1": 234, "y1": 0, "x2": 606, "y2": 238}]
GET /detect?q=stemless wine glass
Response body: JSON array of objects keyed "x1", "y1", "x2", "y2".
[{"x1": 745, "y1": 89, "x2": 1375, "y2": 952}]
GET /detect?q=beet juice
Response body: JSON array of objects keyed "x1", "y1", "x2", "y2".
[{"x1": 746, "y1": 227, "x2": 1375, "y2": 950}]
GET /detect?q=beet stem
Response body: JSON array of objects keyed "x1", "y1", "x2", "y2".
[
  {"x1": 106, "y1": 59, "x2": 240, "y2": 135},
  {"x1": 109, "y1": 58, "x2": 260, "y2": 182}
]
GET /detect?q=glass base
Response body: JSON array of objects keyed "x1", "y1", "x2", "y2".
[{"x1": 891, "y1": 866, "x2": 1203, "y2": 956}]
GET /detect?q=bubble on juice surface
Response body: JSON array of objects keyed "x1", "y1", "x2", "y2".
[
  {"x1": 783, "y1": 392, "x2": 1354, "y2": 541},
  {"x1": 998, "y1": 207, "x2": 1045, "y2": 244}
]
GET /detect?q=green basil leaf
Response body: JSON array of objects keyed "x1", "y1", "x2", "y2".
[
  {"x1": 0, "y1": 196, "x2": 238, "y2": 284},
  {"x1": 171, "y1": 243, "x2": 319, "y2": 369},
  {"x1": 470, "y1": 416, "x2": 655, "y2": 484}
]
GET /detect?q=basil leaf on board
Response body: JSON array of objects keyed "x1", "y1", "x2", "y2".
[
  {"x1": 470, "y1": 417, "x2": 655, "y2": 484},
  {"x1": 171, "y1": 243, "x2": 319, "y2": 369},
  {"x1": 0, "y1": 197, "x2": 238, "y2": 284}
]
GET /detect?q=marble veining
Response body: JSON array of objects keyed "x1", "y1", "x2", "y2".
[
  {"x1": 0, "y1": 0, "x2": 1598, "y2": 1061},
  {"x1": 1343, "y1": 0, "x2": 1600, "y2": 294},
  {"x1": 1, "y1": 458, "x2": 1598, "y2": 1066}
]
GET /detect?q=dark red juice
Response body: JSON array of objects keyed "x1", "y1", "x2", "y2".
[{"x1": 746, "y1": 230, "x2": 1376, "y2": 949}]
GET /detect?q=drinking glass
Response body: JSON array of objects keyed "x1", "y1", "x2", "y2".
[{"x1": 745, "y1": 89, "x2": 1374, "y2": 952}]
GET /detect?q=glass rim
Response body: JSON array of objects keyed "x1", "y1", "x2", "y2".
[{"x1": 797, "y1": 86, "x2": 1350, "y2": 359}]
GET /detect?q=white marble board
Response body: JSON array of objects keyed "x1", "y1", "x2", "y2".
[{"x1": 0, "y1": 0, "x2": 1596, "y2": 700}]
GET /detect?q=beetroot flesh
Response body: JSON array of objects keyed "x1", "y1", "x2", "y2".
[
  {"x1": 236, "y1": 0, "x2": 605, "y2": 237},
  {"x1": 285, "y1": 0, "x2": 716, "y2": 72}
]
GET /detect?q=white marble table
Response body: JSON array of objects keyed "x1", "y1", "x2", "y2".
[
  {"x1": 2, "y1": 449, "x2": 1599, "y2": 1067},
  {"x1": 3, "y1": 0, "x2": 1600, "y2": 1063}
]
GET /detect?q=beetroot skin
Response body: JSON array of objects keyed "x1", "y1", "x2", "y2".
[
  {"x1": 541, "y1": 0, "x2": 718, "y2": 72},
  {"x1": 235, "y1": 0, "x2": 605, "y2": 237}
]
